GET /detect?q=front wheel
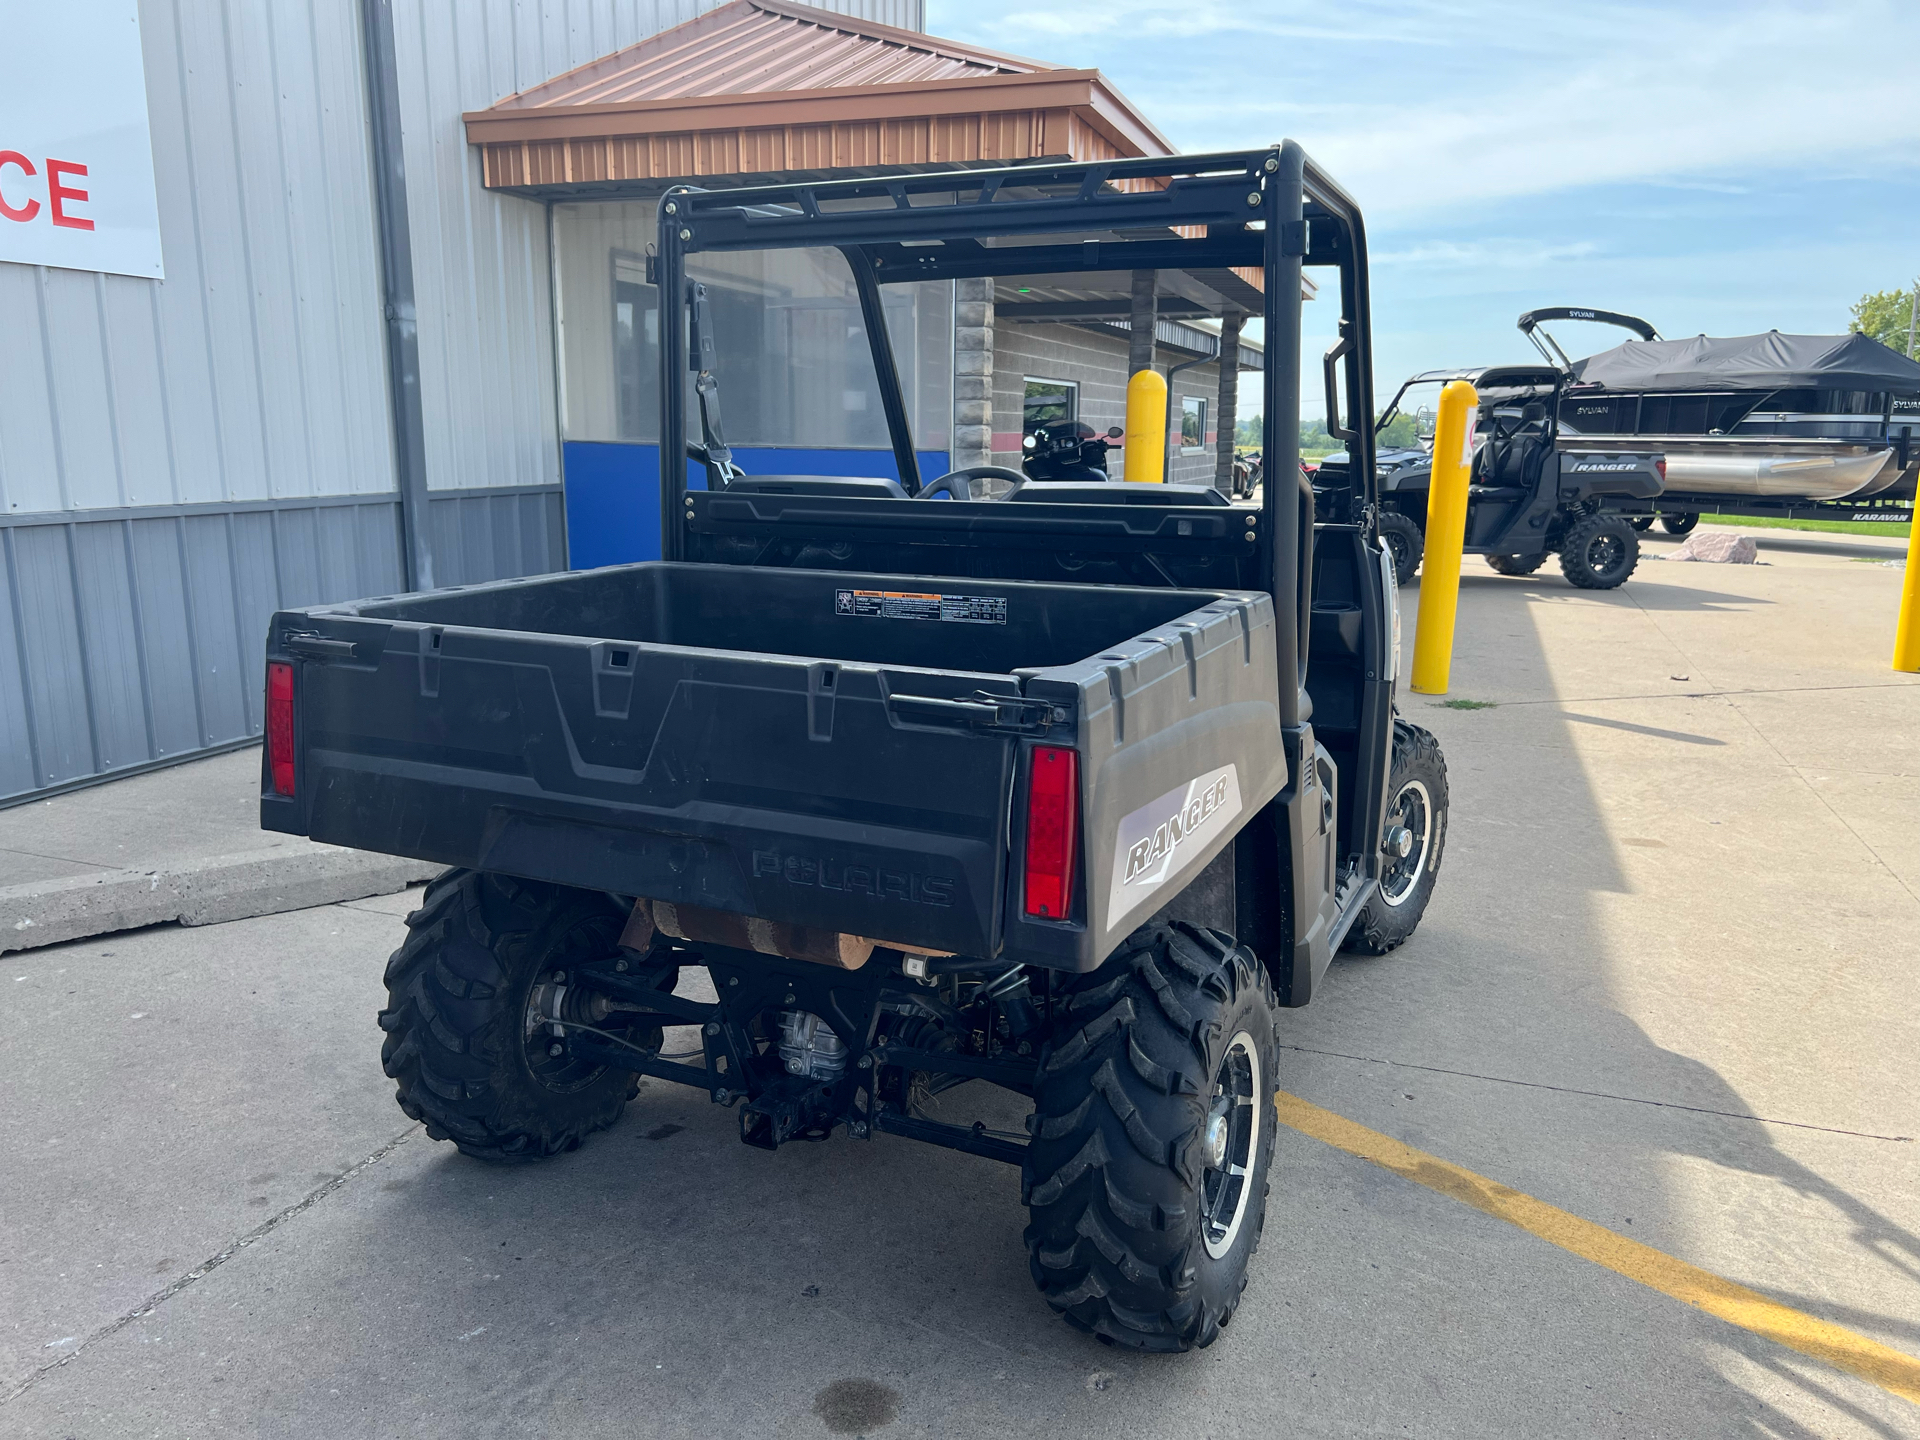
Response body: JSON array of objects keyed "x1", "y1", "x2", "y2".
[
  {"x1": 1377, "y1": 510, "x2": 1425, "y2": 586},
  {"x1": 1558, "y1": 514, "x2": 1641, "y2": 589},
  {"x1": 378, "y1": 870, "x2": 647, "y2": 1162},
  {"x1": 1660, "y1": 512, "x2": 1699, "y2": 536},
  {"x1": 1025, "y1": 924, "x2": 1279, "y2": 1352},
  {"x1": 1343, "y1": 721, "x2": 1449, "y2": 956}
]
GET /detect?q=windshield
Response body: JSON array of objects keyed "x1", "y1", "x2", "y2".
[{"x1": 1377, "y1": 380, "x2": 1448, "y2": 449}]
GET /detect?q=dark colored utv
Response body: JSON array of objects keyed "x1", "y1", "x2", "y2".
[
  {"x1": 259, "y1": 147, "x2": 1450, "y2": 1351},
  {"x1": 1318, "y1": 367, "x2": 1667, "y2": 590}
]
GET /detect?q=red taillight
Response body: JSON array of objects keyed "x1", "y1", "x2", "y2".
[
  {"x1": 1655, "y1": 458, "x2": 1667, "y2": 482},
  {"x1": 266, "y1": 662, "x2": 295, "y2": 796},
  {"x1": 1023, "y1": 746, "x2": 1079, "y2": 920}
]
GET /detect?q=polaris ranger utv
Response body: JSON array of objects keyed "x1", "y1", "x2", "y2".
[
  {"x1": 259, "y1": 146, "x2": 1449, "y2": 1351},
  {"x1": 1318, "y1": 366, "x2": 1667, "y2": 590}
]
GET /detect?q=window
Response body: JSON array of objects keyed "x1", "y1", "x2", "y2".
[
  {"x1": 612, "y1": 252, "x2": 658, "y2": 441},
  {"x1": 554, "y1": 199, "x2": 953, "y2": 450},
  {"x1": 1025, "y1": 377, "x2": 1077, "y2": 432},
  {"x1": 1181, "y1": 395, "x2": 1208, "y2": 452}
]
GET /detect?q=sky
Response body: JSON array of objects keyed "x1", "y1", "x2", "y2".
[{"x1": 926, "y1": 0, "x2": 1920, "y2": 419}]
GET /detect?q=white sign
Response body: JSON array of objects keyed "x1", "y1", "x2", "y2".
[{"x1": 0, "y1": 3, "x2": 164, "y2": 279}]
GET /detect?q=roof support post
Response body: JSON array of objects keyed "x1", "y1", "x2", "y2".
[
  {"x1": 1128, "y1": 269, "x2": 1158, "y2": 375},
  {"x1": 359, "y1": 0, "x2": 434, "y2": 592},
  {"x1": 1265, "y1": 146, "x2": 1306, "y2": 727},
  {"x1": 1214, "y1": 309, "x2": 1244, "y2": 494},
  {"x1": 842, "y1": 248, "x2": 921, "y2": 493},
  {"x1": 952, "y1": 277, "x2": 995, "y2": 471}
]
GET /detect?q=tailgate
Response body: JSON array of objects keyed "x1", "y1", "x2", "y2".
[{"x1": 260, "y1": 615, "x2": 1017, "y2": 956}]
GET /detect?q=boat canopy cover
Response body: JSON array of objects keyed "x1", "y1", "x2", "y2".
[{"x1": 1568, "y1": 331, "x2": 1920, "y2": 395}]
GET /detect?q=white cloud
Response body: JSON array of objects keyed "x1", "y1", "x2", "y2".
[{"x1": 1372, "y1": 239, "x2": 1600, "y2": 267}]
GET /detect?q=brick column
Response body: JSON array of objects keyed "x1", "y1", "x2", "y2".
[
  {"x1": 951, "y1": 277, "x2": 995, "y2": 472},
  {"x1": 1214, "y1": 310, "x2": 1244, "y2": 493}
]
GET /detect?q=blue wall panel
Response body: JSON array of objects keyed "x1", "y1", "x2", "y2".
[{"x1": 562, "y1": 442, "x2": 954, "y2": 569}]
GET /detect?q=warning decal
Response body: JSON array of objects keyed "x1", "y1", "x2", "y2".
[{"x1": 834, "y1": 589, "x2": 1007, "y2": 625}]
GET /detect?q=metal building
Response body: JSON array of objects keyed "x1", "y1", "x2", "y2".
[
  {"x1": 0, "y1": 0, "x2": 923, "y2": 808},
  {"x1": 0, "y1": 0, "x2": 1286, "y2": 812}
]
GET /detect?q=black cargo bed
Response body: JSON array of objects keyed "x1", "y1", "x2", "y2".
[{"x1": 263, "y1": 562, "x2": 1286, "y2": 970}]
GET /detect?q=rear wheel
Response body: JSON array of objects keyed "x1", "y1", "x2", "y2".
[
  {"x1": 378, "y1": 870, "x2": 646, "y2": 1162},
  {"x1": 1377, "y1": 511, "x2": 1424, "y2": 586},
  {"x1": 1629, "y1": 515, "x2": 1655, "y2": 531},
  {"x1": 1343, "y1": 721, "x2": 1449, "y2": 956},
  {"x1": 1485, "y1": 551, "x2": 1549, "y2": 577},
  {"x1": 1559, "y1": 514, "x2": 1641, "y2": 589},
  {"x1": 1025, "y1": 923, "x2": 1279, "y2": 1352},
  {"x1": 1660, "y1": 512, "x2": 1699, "y2": 536}
]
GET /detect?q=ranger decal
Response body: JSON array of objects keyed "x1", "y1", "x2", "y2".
[{"x1": 1106, "y1": 765, "x2": 1243, "y2": 929}]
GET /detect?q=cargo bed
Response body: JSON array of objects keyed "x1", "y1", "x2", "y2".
[{"x1": 262, "y1": 562, "x2": 1286, "y2": 971}]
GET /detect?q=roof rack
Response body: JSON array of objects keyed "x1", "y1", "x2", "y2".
[{"x1": 661, "y1": 148, "x2": 1358, "y2": 276}]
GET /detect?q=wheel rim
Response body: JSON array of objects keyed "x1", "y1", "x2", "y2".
[
  {"x1": 1386, "y1": 531, "x2": 1411, "y2": 571},
  {"x1": 1586, "y1": 533, "x2": 1624, "y2": 575},
  {"x1": 1201, "y1": 1031, "x2": 1261, "y2": 1260},
  {"x1": 1379, "y1": 778, "x2": 1433, "y2": 908}
]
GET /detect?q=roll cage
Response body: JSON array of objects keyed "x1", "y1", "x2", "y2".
[{"x1": 653, "y1": 145, "x2": 1380, "y2": 733}]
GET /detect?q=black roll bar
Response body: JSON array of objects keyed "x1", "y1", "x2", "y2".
[
  {"x1": 655, "y1": 146, "x2": 1376, "y2": 663},
  {"x1": 841, "y1": 246, "x2": 922, "y2": 495}
]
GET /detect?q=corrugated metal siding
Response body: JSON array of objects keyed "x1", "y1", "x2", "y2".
[
  {"x1": 0, "y1": 487, "x2": 561, "y2": 805},
  {"x1": 0, "y1": 0, "x2": 920, "y2": 806},
  {"x1": 0, "y1": 0, "x2": 396, "y2": 518},
  {"x1": 391, "y1": 0, "x2": 925, "y2": 493},
  {"x1": 485, "y1": 106, "x2": 1063, "y2": 187},
  {"x1": 0, "y1": 0, "x2": 924, "y2": 515}
]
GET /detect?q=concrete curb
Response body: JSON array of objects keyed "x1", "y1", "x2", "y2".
[{"x1": 1, "y1": 847, "x2": 440, "y2": 955}]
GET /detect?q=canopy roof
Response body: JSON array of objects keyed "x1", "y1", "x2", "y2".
[
  {"x1": 465, "y1": 0, "x2": 1172, "y2": 195},
  {"x1": 1569, "y1": 331, "x2": 1920, "y2": 395}
]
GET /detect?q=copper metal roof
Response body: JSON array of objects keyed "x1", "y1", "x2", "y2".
[
  {"x1": 488, "y1": 1, "x2": 1047, "y2": 108},
  {"x1": 464, "y1": 0, "x2": 1173, "y2": 194}
]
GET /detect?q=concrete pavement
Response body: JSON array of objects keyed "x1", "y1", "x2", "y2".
[
  {"x1": 0, "y1": 747, "x2": 435, "y2": 955},
  {"x1": 2, "y1": 530, "x2": 1916, "y2": 1437}
]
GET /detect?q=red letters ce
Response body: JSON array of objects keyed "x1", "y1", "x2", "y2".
[{"x1": 0, "y1": 152, "x2": 38, "y2": 223}]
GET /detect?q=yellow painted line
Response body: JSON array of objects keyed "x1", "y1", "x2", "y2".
[{"x1": 1274, "y1": 1090, "x2": 1920, "y2": 1406}]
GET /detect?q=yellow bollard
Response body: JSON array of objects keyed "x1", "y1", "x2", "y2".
[
  {"x1": 1894, "y1": 510, "x2": 1920, "y2": 672},
  {"x1": 1409, "y1": 379, "x2": 1479, "y2": 695},
  {"x1": 1123, "y1": 370, "x2": 1168, "y2": 483}
]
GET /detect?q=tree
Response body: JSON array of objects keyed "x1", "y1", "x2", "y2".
[
  {"x1": 1849, "y1": 286, "x2": 1919, "y2": 355},
  {"x1": 1377, "y1": 412, "x2": 1421, "y2": 450}
]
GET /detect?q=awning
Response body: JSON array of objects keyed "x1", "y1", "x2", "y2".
[
  {"x1": 463, "y1": 2, "x2": 1298, "y2": 309},
  {"x1": 464, "y1": 0, "x2": 1174, "y2": 196}
]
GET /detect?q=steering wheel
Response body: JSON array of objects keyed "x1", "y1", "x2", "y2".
[{"x1": 914, "y1": 465, "x2": 1029, "y2": 501}]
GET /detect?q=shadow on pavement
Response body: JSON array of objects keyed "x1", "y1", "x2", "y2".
[
  {"x1": 1561, "y1": 711, "x2": 1728, "y2": 745},
  {"x1": 1313, "y1": 575, "x2": 1918, "y2": 1437}
]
